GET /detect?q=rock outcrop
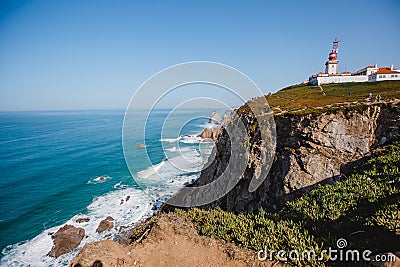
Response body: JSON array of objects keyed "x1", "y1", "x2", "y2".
[
  {"x1": 209, "y1": 110, "x2": 234, "y2": 126},
  {"x1": 96, "y1": 216, "x2": 115, "y2": 233},
  {"x1": 48, "y1": 224, "x2": 85, "y2": 258},
  {"x1": 197, "y1": 127, "x2": 222, "y2": 140},
  {"x1": 223, "y1": 110, "x2": 235, "y2": 125},
  {"x1": 195, "y1": 102, "x2": 400, "y2": 213},
  {"x1": 209, "y1": 111, "x2": 222, "y2": 124}
]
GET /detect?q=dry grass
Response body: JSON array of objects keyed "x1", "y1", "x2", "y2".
[{"x1": 262, "y1": 81, "x2": 400, "y2": 115}]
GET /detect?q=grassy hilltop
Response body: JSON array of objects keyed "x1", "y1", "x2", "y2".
[
  {"x1": 236, "y1": 81, "x2": 400, "y2": 119},
  {"x1": 266, "y1": 80, "x2": 400, "y2": 114}
]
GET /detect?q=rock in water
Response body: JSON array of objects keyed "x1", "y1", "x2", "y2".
[
  {"x1": 76, "y1": 218, "x2": 90, "y2": 223},
  {"x1": 136, "y1": 143, "x2": 146, "y2": 148},
  {"x1": 197, "y1": 127, "x2": 221, "y2": 140},
  {"x1": 48, "y1": 225, "x2": 85, "y2": 258},
  {"x1": 96, "y1": 216, "x2": 115, "y2": 233}
]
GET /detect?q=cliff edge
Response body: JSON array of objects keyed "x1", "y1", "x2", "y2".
[{"x1": 195, "y1": 81, "x2": 400, "y2": 213}]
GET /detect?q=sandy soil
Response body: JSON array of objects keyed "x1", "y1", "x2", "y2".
[{"x1": 70, "y1": 213, "x2": 280, "y2": 267}]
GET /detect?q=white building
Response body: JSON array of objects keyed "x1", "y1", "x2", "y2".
[
  {"x1": 368, "y1": 65, "x2": 400, "y2": 82},
  {"x1": 308, "y1": 40, "x2": 399, "y2": 85},
  {"x1": 309, "y1": 73, "x2": 368, "y2": 85},
  {"x1": 352, "y1": 65, "x2": 379, "y2": 76}
]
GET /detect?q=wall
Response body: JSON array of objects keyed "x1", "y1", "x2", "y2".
[
  {"x1": 369, "y1": 73, "x2": 400, "y2": 82},
  {"x1": 311, "y1": 75, "x2": 368, "y2": 85}
]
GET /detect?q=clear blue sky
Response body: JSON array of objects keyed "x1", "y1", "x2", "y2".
[{"x1": 0, "y1": 0, "x2": 399, "y2": 111}]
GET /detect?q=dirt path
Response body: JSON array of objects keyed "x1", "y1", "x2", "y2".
[
  {"x1": 70, "y1": 213, "x2": 280, "y2": 267},
  {"x1": 318, "y1": 85, "x2": 326, "y2": 95}
]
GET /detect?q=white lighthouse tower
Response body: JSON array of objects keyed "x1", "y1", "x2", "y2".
[{"x1": 325, "y1": 39, "x2": 340, "y2": 75}]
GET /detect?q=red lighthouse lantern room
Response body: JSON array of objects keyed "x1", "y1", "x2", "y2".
[{"x1": 329, "y1": 51, "x2": 337, "y2": 61}]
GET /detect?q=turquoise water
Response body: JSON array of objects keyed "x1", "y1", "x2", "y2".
[{"x1": 0, "y1": 109, "x2": 215, "y2": 266}]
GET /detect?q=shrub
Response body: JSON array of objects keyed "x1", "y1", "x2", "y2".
[{"x1": 175, "y1": 139, "x2": 400, "y2": 266}]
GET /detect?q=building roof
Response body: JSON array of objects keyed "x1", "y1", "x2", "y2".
[
  {"x1": 341, "y1": 71, "x2": 351, "y2": 74},
  {"x1": 375, "y1": 68, "x2": 399, "y2": 74},
  {"x1": 353, "y1": 65, "x2": 378, "y2": 74},
  {"x1": 369, "y1": 67, "x2": 399, "y2": 76}
]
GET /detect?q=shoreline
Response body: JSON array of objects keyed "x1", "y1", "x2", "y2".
[{"x1": 0, "y1": 120, "x2": 217, "y2": 266}]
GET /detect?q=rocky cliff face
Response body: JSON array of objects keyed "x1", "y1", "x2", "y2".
[{"x1": 195, "y1": 102, "x2": 400, "y2": 213}]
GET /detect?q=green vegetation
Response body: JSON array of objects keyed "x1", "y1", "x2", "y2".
[
  {"x1": 165, "y1": 81, "x2": 400, "y2": 265},
  {"x1": 236, "y1": 81, "x2": 400, "y2": 139},
  {"x1": 128, "y1": 216, "x2": 157, "y2": 243},
  {"x1": 238, "y1": 81, "x2": 400, "y2": 117},
  {"x1": 175, "y1": 138, "x2": 400, "y2": 266},
  {"x1": 267, "y1": 80, "x2": 400, "y2": 111}
]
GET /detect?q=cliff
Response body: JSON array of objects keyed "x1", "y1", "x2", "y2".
[
  {"x1": 194, "y1": 82, "x2": 400, "y2": 213},
  {"x1": 70, "y1": 81, "x2": 400, "y2": 266}
]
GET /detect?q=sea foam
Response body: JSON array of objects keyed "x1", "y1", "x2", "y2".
[
  {"x1": 0, "y1": 144, "x2": 211, "y2": 266},
  {"x1": 0, "y1": 187, "x2": 152, "y2": 267}
]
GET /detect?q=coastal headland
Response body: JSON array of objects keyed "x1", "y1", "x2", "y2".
[{"x1": 69, "y1": 81, "x2": 400, "y2": 266}]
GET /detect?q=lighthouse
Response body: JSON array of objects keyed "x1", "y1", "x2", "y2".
[
  {"x1": 325, "y1": 39, "x2": 340, "y2": 75},
  {"x1": 308, "y1": 39, "x2": 399, "y2": 85}
]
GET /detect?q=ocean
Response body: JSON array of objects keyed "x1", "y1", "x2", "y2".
[{"x1": 0, "y1": 109, "x2": 216, "y2": 266}]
